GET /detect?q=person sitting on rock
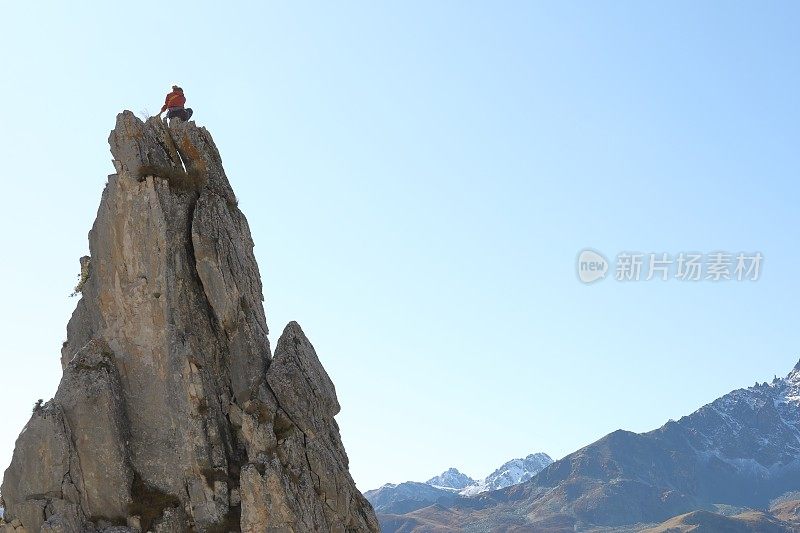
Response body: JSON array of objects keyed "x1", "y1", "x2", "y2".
[{"x1": 157, "y1": 85, "x2": 194, "y2": 123}]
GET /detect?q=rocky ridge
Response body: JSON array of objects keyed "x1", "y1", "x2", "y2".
[{"x1": 425, "y1": 468, "x2": 475, "y2": 491}]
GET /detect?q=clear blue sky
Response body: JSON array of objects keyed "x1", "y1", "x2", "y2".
[{"x1": 1, "y1": 2, "x2": 799, "y2": 491}]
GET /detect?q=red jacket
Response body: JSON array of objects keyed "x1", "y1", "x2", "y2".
[{"x1": 161, "y1": 89, "x2": 186, "y2": 112}]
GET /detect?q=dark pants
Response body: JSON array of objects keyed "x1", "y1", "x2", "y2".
[{"x1": 167, "y1": 107, "x2": 194, "y2": 121}]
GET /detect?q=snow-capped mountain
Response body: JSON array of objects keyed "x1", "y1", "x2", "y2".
[
  {"x1": 422, "y1": 454, "x2": 554, "y2": 496},
  {"x1": 424, "y1": 467, "x2": 475, "y2": 490},
  {"x1": 460, "y1": 452, "x2": 553, "y2": 496},
  {"x1": 666, "y1": 360, "x2": 800, "y2": 473},
  {"x1": 380, "y1": 360, "x2": 800, "y2": 532},
  {"x1": 365, "y1": 452, "x2": 553, "y2": 514}
]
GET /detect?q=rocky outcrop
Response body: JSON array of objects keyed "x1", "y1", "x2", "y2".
[{"x1": 1, "y1": 112, "x2": 378, "y2": 533}]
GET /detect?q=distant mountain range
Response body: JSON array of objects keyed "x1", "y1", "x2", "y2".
[
  {"x1": 374, "y1": 360, "x2": 800, "y2": 532},
  {"x1": 365, "y1": 453, "x2": 553, "y2": 515},
  {"x1": 460, "y1": 453, "x2": 553, "y2": 496}
]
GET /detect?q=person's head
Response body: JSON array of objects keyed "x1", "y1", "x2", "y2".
[{"x1": 172, "y1": 84, "x2": 183, "y2": 93}]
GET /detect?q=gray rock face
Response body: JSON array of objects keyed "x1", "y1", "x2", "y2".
[{"x1": 1, "y1": 111, "x2": 378, "y2": 533}]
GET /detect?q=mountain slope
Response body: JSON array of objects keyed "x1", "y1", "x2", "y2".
[
  {"x1": 641, "y1": 509, "x2": 794, "y2": 533},
  {"x1": 381, "y1": 361, "x2": 800, "y2": 532},
  {"x1": 364, "y1": 482, "x2": 463, "y2": 515},
  {"x1": 642, "y1": 498, "x2": 800, "y2": 533}
]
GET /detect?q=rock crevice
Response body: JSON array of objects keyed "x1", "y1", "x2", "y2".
[{"x1": 1, "y1": 111, "x2": 378, "y2": 533}]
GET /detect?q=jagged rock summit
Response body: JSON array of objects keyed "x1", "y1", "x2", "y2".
[
  {"x1": 0, "y1": 112, "x2": 379, "y2": 533},
  {"x1": 424, "y1": 469, "x2": 474, "y2": 491}
]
